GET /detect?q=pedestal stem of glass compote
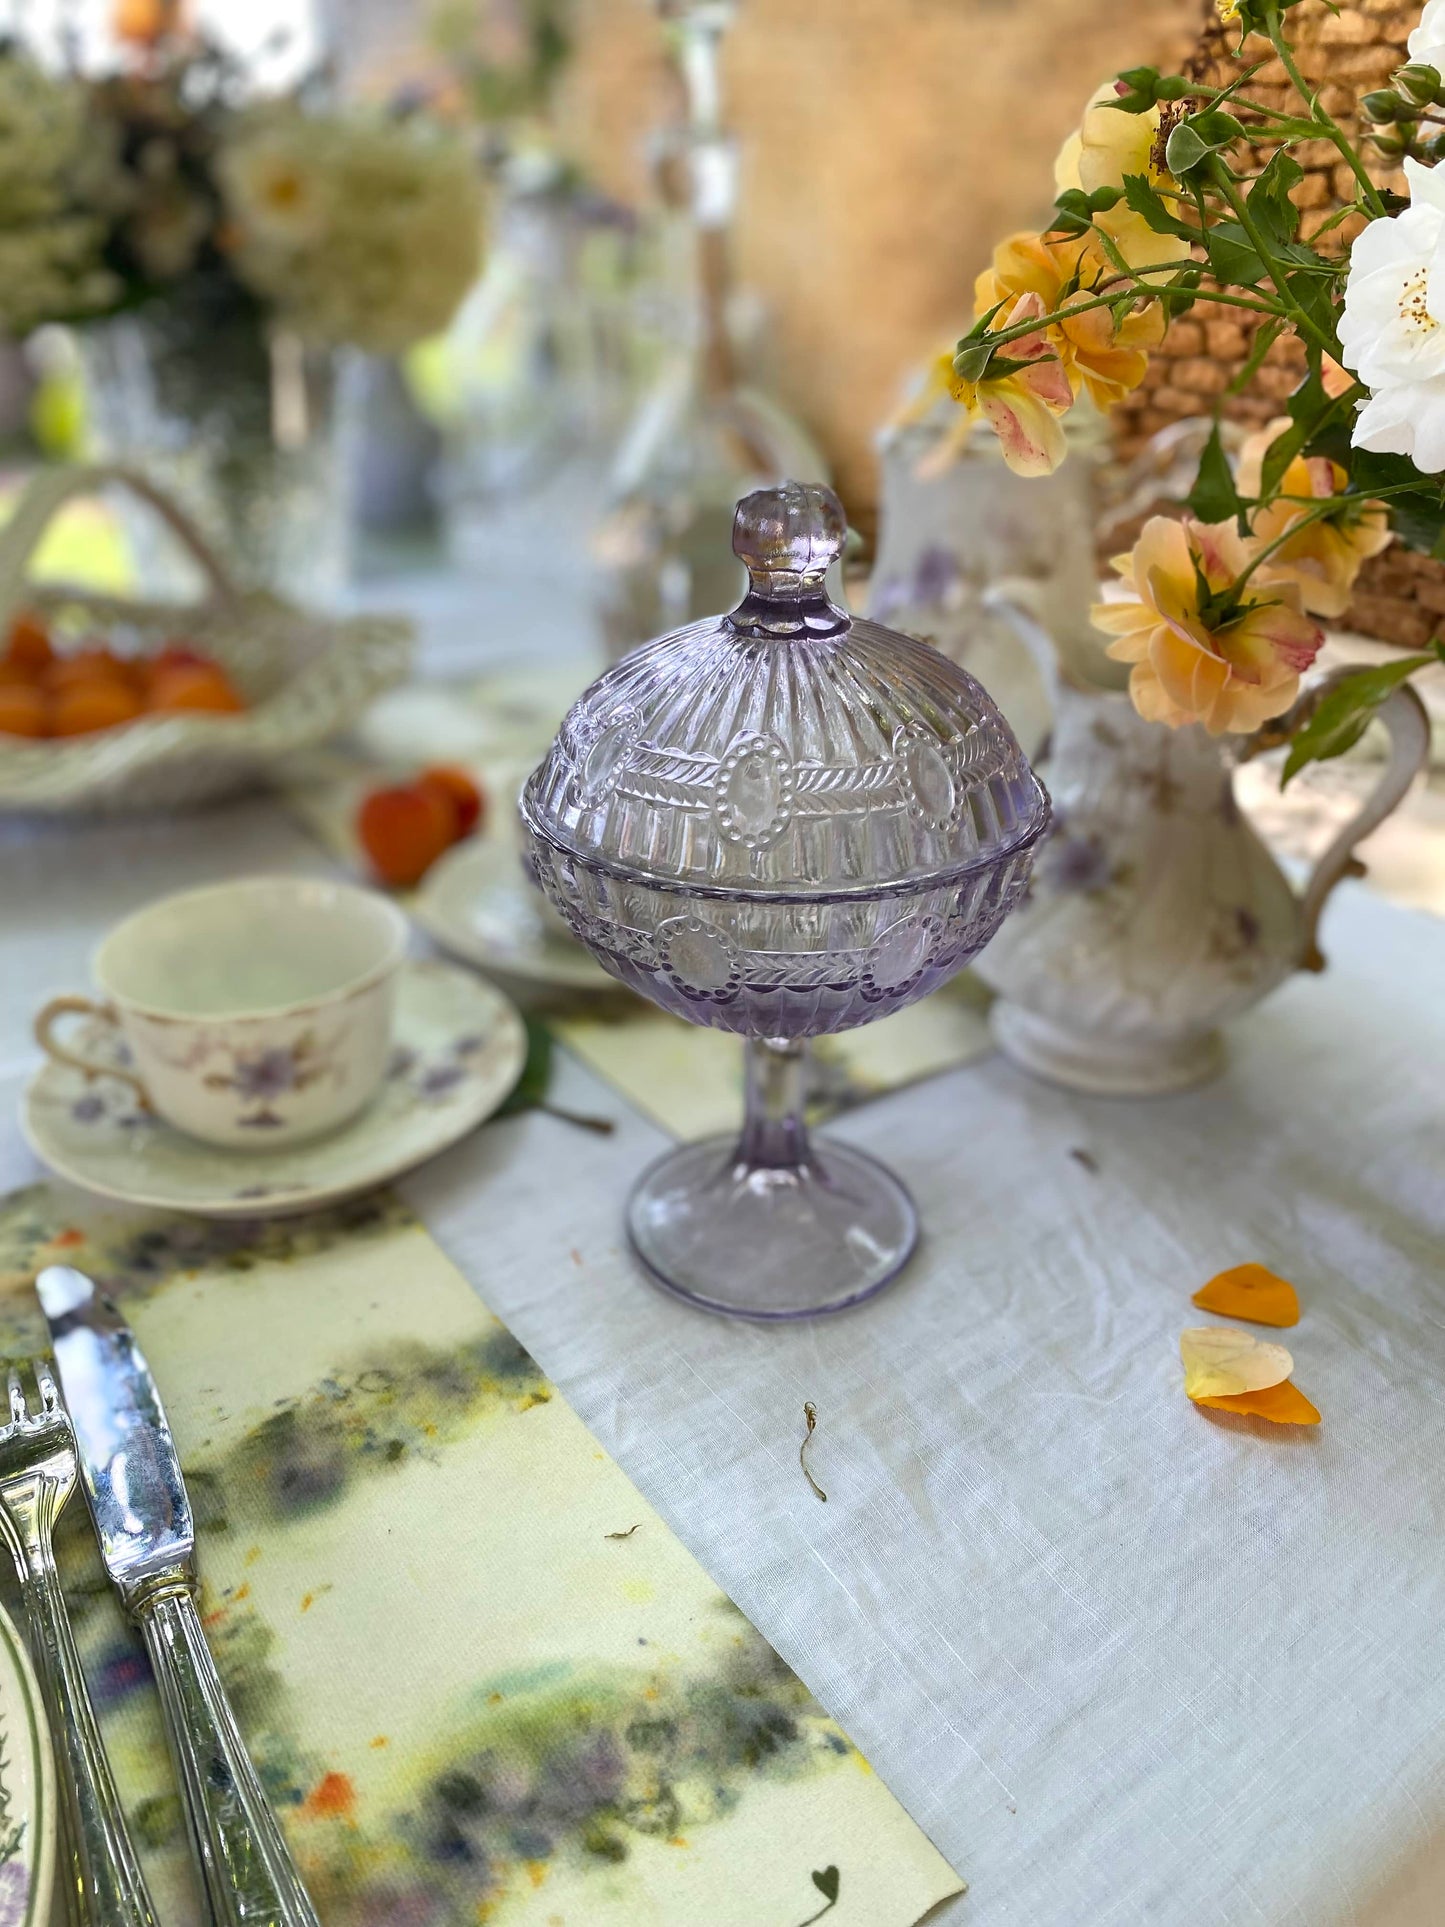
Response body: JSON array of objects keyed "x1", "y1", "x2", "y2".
[{"x1": 736, "y1": 1036, "x2": 812, "y2": 1171}]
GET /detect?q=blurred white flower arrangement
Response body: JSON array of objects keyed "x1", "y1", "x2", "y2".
[{"x1": 0, "y1": 29, "x2": 484, "y2": 355}]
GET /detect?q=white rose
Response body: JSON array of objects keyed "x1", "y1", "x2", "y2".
[
  {"x1": 1408, "y1": 0, "x2": 1445, "y2": 69},
  {"x1": 1339, "y1": 157, "x2": 1445, "y2": 471}
]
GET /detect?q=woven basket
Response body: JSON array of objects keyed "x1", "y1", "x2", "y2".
[
  {"x1": 1109, "y1": 0, "x2": 1444, "y2": 646},
  {"x1": 0, "y1": 466, "x2": 412, "y2": 814}
]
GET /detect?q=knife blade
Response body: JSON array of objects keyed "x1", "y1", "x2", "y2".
[
  {"x1": 36, "y1": 1263, "x2": 193, "y2": 1599},
  {"x1": 38, "y1": 1264, "x2": 320, "y2": 1927}
]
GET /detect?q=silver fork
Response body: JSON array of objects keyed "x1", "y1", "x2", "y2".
[{"x1": 0, "y1": 1361, "x2": 158, "y2": 1927}]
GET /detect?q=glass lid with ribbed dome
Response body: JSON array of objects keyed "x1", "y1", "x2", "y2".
[
  {"x1": 524, "y1": 482, "x2": 1048, "y2": 898},
  {"x1": 519, "y1": 481, "x2": 1049, "y2": 1328}
]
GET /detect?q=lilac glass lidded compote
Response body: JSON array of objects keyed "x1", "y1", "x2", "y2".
[{"x1": 521, "y1": 482, "x2": 1049, "y2": 1320}]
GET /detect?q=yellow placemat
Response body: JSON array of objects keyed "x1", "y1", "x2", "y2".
[
  {"x1": 552, "y1": 976, "x2": 993, "y2": 1140},
  {"x1": 0, "y1": 1183, "x2": 962, "y2": 1927}
]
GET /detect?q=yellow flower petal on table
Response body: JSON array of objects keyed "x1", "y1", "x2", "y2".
[
  {"x1": 1180, "y1": 1326, "x2": 1293, "y2": 1400},
  {"x1": 1192, "y1": 1265, "x2": 1300, "y2": 1329},
  {"x1": 1194, "y1": 1381, "x2": 1321, "y2": 1426}
]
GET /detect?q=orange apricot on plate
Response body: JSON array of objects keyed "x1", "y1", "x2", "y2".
[
  {"x1": 147, "y1": 662, "x2": 245, "y2": 714},
  {"x1": 152, "y1": 643, "x2": 208, "y2": 674},
  {"x1": 1192, "y1": 1264, "x2": 1299, "y2": 1328},
  {"x1": 357, "y1": 783, "x2": 456, "y2": 888},
  {"x1": 5, "y1": 611, "x2": 52, "y2": 672},
  {"x1": 0, "y1": 684, "x2": 47, "y2": 737},
  {"x1": 418, "y1": 765, "x2": 485, "y2": 838},
  {"x1": 51, "y1": 678, "x2": 145, "y2": 736},
  {"x1": 1194, "y1": 1380, "x2": 1321, "y2": 1426}
]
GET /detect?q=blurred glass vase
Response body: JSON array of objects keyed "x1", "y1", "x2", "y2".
[
  {"x1": 79, "y1": 298, "x2": 353, "y2": 606},
  {"x1": 594, "y1": 0, "x2": 825, "y2": 659}
]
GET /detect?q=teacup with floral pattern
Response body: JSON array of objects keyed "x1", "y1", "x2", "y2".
[{"x1": 35, "y1": 877, "x2": 408, "y2": 1149}]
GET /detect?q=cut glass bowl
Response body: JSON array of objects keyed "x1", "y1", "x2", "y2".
[{"x1": 521, "y1": 482, "x2": 1049, "y2": 1319}]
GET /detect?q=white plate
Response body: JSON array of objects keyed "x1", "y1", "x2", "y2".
[
  {"x1": 22, "y1": 960, "x2": 526, "y2": 1218},
  {"x1": 414, "y1": 835, "x2": 616, "y2": 994},
  {"x1": 0, "y1": 1598, "x2": 55, "y2": 1927}
]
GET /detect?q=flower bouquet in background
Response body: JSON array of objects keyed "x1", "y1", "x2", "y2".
[
  {"x1": 943, "y1": 0, "x2": 1444, "y2": 782},
  {"x1": 0, "y1": 19, "x2": 484, "y2": 599}
]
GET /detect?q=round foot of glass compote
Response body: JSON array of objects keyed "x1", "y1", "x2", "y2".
[{"x1": 627, "y1": 1037, "x2": 918, "y2": 1320}]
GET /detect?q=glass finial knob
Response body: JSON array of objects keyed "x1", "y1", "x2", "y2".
[{"x1": 732, "y1": 482, "x2": 847, "y2": 594}]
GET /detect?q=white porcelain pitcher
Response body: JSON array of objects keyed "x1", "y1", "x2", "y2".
[{"x1": 973, "y1": 592, "x2": 1431, "y2": 1095}]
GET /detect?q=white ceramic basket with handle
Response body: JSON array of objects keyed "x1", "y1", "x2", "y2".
[{"x1": 0, "y1": 464, "x2": 412, "y2": 814}]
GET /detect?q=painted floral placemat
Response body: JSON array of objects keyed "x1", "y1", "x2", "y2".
[{"x1": 0, "y1": 1181, "x2": 962, "y2": 1926}]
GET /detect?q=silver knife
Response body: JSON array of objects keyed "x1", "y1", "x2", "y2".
[{"x1": 37, "y1": 1264, "x2": 321, "y2": 1927}]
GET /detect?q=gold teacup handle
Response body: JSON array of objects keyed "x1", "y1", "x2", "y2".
[{"x1": 34, "y1": 997, "x2": 150, "y2": 1107}]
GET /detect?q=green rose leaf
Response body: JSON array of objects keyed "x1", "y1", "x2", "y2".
[
  {"x1": 1120, "y1": 172, "x2": 1197, "y2": 242},
  {"x1": 812, "y1": 1868, "x2": 841, "y2": 1902},
  {"x1": 1247, "y1": 150, "x2": 1304, "y2": 249},
  {"x1": 1164, "y1": 122, "x2": 1211, "y2": 178},
  {"x1": 1191, "y1": 109, "x2": 1247, "y2": 151},
  {"x1": 1258, "y1": 419, "x2": 1310, "y2": 500},
  {"x1": 1351, "y1": 448, "x2": 1445, "y2": 553},
  {"x1": 1282, "y1": 650, "x2": 1442, "y2": 785},
  {"x1": 496, "y1": 1016, "x2": 554, "y2": 1119},
  {"x1": 1225, "y1": 315, "x2": 1285, "y2": 397},
  {"x1": 1258, "y1": 359, "x2": 1347, "y2": 499},
  {"x1": 1204, "y1": 220, "x2": 1265, "y2": 286},
  {"x1": 1186, "y1": 421, "x2": 1243, "y2": 525},
  {"x1": 952, "y1": 338, "x2": 995, "y2": 384}
]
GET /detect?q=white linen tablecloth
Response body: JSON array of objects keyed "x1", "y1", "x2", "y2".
[{"x1": 3, "y1": 554, "x2": 1445, "y2": 1924}]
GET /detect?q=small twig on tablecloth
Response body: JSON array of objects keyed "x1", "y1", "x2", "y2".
[
  {"x1": 604, "y1": 1523, "x2": 641, "y2": 1540},
  {"x1": 800, "y1": 1402, "x2": 827, "y2": 1503},
  {"x1": 540, "y1": 1102, "x2": 616, "y2": 1135},
  {"x1": 1069, "y1": 1147, "x2": 1099, "y2": 1174}
]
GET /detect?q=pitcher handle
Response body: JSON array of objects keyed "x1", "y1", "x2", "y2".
[{"x1": 1283, "y1": 673, "x2": 1431, "y2": 973}]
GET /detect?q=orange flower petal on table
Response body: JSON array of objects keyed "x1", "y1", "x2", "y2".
[
  {"x1": 1194, "y1": 1381, "x2": 1321, "y2": 1426},
  {"x1": 1192, "y1": 1264, "x2": 1300, "y2": 1328},
  {"x1": 1180, "y1": 1326, "x2": 1293, "y2": 1400}
]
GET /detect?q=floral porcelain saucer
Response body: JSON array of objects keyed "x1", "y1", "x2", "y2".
[
  {"x1": 413, "y1": 834, "x2": 616, "y2": 994},
  {"x1": 22, "y1": 960, "x2": 526, "y2": 1219},
  {"x1": 0, "y1": 1598, "x2": 56, "y2": 1927}
]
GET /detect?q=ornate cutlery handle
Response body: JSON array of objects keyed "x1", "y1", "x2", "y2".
[
  {"x1": 133, "y1": 1578, "x2": 320, "y2": 1927},
  {"x1": 19, "y1": 1561, "x2": 159, "y2": 1927}
]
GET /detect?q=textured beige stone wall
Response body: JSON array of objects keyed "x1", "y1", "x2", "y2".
[{"x1": 557, "y1": 0, "x2": 1196, "y2": 532}]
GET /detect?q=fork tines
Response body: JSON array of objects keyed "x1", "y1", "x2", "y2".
[{"x1": 5, "y1": 1361, "x2": 62, "y2": 1428}]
